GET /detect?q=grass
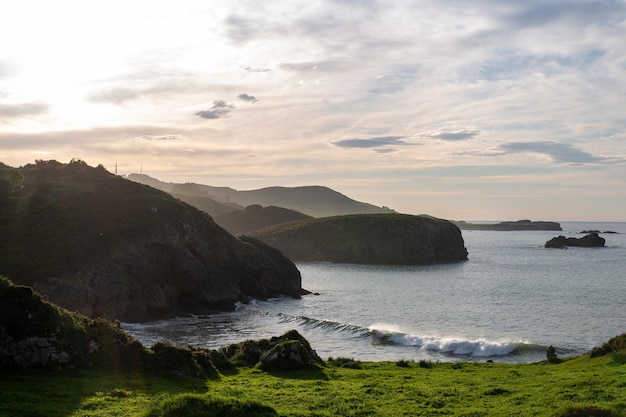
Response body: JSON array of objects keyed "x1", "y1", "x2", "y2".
[{"x1": 1, "y1": 353, "x2": 624, "y2": 416}]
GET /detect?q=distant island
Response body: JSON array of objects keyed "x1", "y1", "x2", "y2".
[{"x1": 452, "y1": 219, "x2": 562, "y2": 231}]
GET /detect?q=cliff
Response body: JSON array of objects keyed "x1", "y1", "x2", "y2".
[
  {"x1": 249, "y1": 214, "x2": 468, "y2": 265},
  {"x1": 0, "y1": 160, "x2": 306, "y2": 322}
]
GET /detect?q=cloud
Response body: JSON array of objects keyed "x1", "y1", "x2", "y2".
[
  {"x1": 333, "y1": 136, "x2": 414, "y2": 149},
  {"x1": 242, "y1": 66, "x2": 270, "y2": 73},
  {"x1": 424, "y1": 130, "x2": 481, "y2": 141},
  {"x1": 0, "y1": 102, "x2": 49, "y2": 119},
  {"x1": 89, "y1": 87, "x2": 140, "y2": 105},
  {"x1": 136, "y1": 134, "x2": 185, "y2": 141},
  {"x1": 498, "y1": 141, "x2": 613, "y2": 164},
  {"x1": 195, "y1": 100, "x2": 235, "y2": 120},
  {"x1": 238, "y1": 93, "x2": 258, "y2": 103}
]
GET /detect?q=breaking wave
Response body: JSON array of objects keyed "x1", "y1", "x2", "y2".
[
  {"x1": 274, "y1": 315, "x2": 545, "y2": 357},
  {"x1": 369, "y1": 323, "x2": 544, "y2": 357}
]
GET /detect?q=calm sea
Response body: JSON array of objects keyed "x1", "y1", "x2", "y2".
[{"x1": 124, "y1": 221, "x2": 626, "y2": 363}]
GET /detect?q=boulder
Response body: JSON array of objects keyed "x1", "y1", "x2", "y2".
[
  {"x1": 222, "y1": 329, "x2": 323, "y2": 371},
  {"x1": 544, "y1": 233, "x2": 606, "y2": 249}
]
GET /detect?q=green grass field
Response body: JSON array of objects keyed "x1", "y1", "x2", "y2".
[{"x1": 1, "y1": 353, "x2": 624, "y2": 416}]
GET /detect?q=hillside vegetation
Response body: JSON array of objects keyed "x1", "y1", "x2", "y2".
[
  {"x1": 249, "y1": 213, "x2": 468, "y2": 264},
  {"x1": 0, "y1": 160, "x2": 305, "y2": 322}
]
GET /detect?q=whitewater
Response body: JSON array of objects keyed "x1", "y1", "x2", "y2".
[{"x1": 124, "y1": 221, "x2": 626, "y2": 363}]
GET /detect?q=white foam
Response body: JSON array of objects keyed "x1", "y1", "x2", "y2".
[{"x1": 370, "y1": 323, "x2": 519, "y2": 357}]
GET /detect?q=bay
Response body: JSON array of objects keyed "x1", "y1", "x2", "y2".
[{"x1": 124, "y1": 221, "x2": 626, "y2": 363}]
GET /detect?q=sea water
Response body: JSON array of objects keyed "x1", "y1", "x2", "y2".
[{"x1": 123, "y1": 222, "x2": 626, "y2": 363}]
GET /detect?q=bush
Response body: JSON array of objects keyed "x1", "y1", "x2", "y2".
[
  {"x1": 590, "y1": 333, "x2": 626, "y2": 358},
  {"x1": 396, "y1": 359, "x2": 411, "y2": 367},
  {"x1": 327, "y1": 357, "x2": 361, "y2": 369},
  {"x1": 551, "y1": 405, "x2": 621, "y2": 417},
  {"x1": 418, "y1": 360, "x2": 433, "y2": 369},
  {"x1": 145, "y1": 393, "x2": 278, "y2": 417}
]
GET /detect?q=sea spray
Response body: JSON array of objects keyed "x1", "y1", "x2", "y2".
[{"x1": 369, "y1": 323, "x2": 524, "y2": 357}]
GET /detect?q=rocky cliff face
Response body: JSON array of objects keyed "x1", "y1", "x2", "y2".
[
  {"x1": 249, "y1": 214, "x2": 468, "y2": 265},
  {"x1": 0, "y1": 160, "x2": 305, "y2": 322}
]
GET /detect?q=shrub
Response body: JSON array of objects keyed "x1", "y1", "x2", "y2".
[
  {"x1": 396, "y1": 359, "x2": 411, "y2": 367},
  {"x1": 145, "y1": 393, "x2": 278, "y2": 417},
  {"x1": 551, "y1": 405, "x2": 621, "y2": 417},
  {"x1": 327, "y1": 357, "x2": 361, "y2": 369},
  {"x1": 418, "y1": 360, "x2": 433, "y2": 369},
  {"x1": 590, "y1": 333, "x2": 626, "y2": 358}
]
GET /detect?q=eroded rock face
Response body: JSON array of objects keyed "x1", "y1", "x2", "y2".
[
  {"x1": 544, "y1": 233, "x2": 606, "y2": 249},
  {"x1": 0, "y1": 161, "x2": 306, "y2": 322},
  {"x1": 250, "y1": 214, "x2": 468, "y2": 265}
]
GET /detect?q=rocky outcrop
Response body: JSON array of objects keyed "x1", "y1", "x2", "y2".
[
  {"x1": 249, "y1": 213, "x2": 468, "y2": 265},
  {"x1": 223, "y1": 329, "x2": 323, "y2": 371},
  {"x1": 453, "y1": 220, "x2": 562, "y2": 231},
  {"x1": 0, "y1": 160, "x2": 306, "y2": 322},
  {"x1": 0, "y1": 277, "x2": 318, "y2": 375},
  {"x1": 544, "y1": 233, "x2": 606, "y2": 249}
]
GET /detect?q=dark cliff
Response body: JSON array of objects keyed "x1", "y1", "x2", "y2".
[
  {"x1": 249, "y1": 213, "x2": 468, "y2": 265},
  {"x1": 0, "y1": 160, "x2": 305, "y2": 322}
]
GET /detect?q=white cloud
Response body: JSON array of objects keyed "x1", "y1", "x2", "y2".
[{"x1": 1, "y1": 0, "x2": 625, "y2": 220}]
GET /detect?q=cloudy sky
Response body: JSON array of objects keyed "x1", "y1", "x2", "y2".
[{"x1": 1, "y1": 0, "x2": 625, "y2": 221}]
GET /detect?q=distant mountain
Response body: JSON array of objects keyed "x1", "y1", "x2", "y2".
[
  {"x1": 127, "y1": 174, "x2": 394, "y2": 218},
  {"x1": 214, "y1": 205, "x2": 313, "y2": 236},
  {"x1": 249, "y1": 213, "x2": 468, "y2": 265},
  {"x1": 0, "y1": 160, "x2": 305, "y2": 322}
]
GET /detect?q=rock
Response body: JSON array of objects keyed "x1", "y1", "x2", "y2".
[
  {"x1": 547, "y1": 345, "x2": 560, "y2": 363},
  {"x1": 0, "y1": 160, "x2": 306, "y2": 322},
  {"x1": 249, "y1": 213, "x2": 468, "y2": 265},
  {"x1": 223, "y1": 329, "x2": 323, "y2": 371},
  {"x1": 544, "y1": 233, "x2": 606, "y2": 249}
]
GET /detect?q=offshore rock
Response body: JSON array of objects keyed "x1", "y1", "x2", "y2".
[
  {"x1": 0, "y1": 160, "x2": 306, "y2": 322},
  {"x1": 544, "y1": 233, "x2": 606, "y2": 249},
  {"x1": 249, "y1": 213, "x2": 468, "y2": 265}
]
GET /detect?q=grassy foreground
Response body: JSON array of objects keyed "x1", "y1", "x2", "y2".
[{"x1": 1, "y1": 353, "x2": 624, "y2": 416}]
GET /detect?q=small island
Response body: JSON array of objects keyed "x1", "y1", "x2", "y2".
[
  {"x1": 545, "y1": 233, "x2": 606, "y2": 249},
  {"x1": 453, "y1": 219, "x2": 562, "y2": 231}
]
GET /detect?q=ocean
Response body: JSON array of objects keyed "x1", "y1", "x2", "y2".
[{"x1": 123, "y1": 221, "x2": 626, "y2": 364}]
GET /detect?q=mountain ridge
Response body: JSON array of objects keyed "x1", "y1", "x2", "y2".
[{"x1": 127, "y1": 173, "x2": 394, "y2": 218}]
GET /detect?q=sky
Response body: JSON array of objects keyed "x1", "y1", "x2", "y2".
[{"x1": 1, "y1": 0, "x2": 625, "y2": 221}]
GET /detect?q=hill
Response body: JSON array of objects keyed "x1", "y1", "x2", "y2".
[
  {"x1": 127, "y1": 174, "x2": 394, "y2": 218},
  {"x1": 214, "y1": 204, "x2": 313, "y2": 236},
  {"x1": 249, "y1": 213, "x2": 468, "y2": 265},
  {"x1": 0, "y1": 160, "x2": 306, "y2": 322}
]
